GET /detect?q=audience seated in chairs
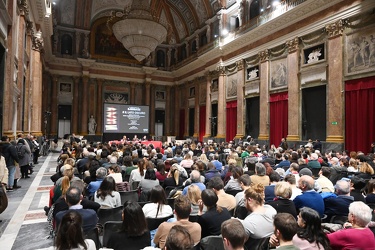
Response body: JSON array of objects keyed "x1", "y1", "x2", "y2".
[
  {"x1": 264, "y1": 171, "x2": 280, "y2": 202},
  {"x1": 293, "y1": 175, "x2": 325, "y2": 218},
  {"x1": 221, "y1": 219, "x2": 248, "y2": 250},
  {"x1": 97, "y1": 205, "x2": 123, "y2": 227},
  {"x1": 86, "y1": 167, "x2": 107, "y2": 198},
  {"x1": 323, "y1": 179, "x2": 353, "y2": 222},
  {"x1": 224, "y1": 166, "x2": 243, "y2": 193},
  {"x1": 269, "y1": 213, "x2": 298, "y2": 250},
  {"x1": 204, "y1": 162, "x2": 221, "y2": 183},
  {"x1": 182, "y1": 170, "x2": 206, "y2": 195},
  {"x1": 293, "y1": 207, "x2": 331, "y2": 249},
  {"x1": 267, "y1": 181, "x2": 297, "y2": 219},
  {"x1": 94, "y1": 176, "x2": 121, "y2": 208},
  {"x1": 105, "y1": 201, "x2": 151, "y2": 250},
  {"x1": 107, "y1": 165, "x2": 123, "y2": 184},
  {"x1": 129, "y1": 158, "x2": 146, "y2": 189},
  {"x1": 327, "y1": 201, "x2": 375, "y2": 249},
  {"x1": 198, "y1": 189, "x2": 231, "y2": 238},
  {"x1": 51, "y1": 210, "x2": 96, "y2": 250},
  {"x1": 349, "y1": 176, "x2": 366, "y2": 202},
  {"x1": 154, "y1": 195, "x2": 201, "y2": 248},
  {"x1": 207, "y1": 177, "x2": 236, "y2": 211},
  {"x1": 164, "y1": 225, "x2": 194, "y2": 250},
  {"x1": 138, "y1": 168, "x2": 160, "y2": 202},
  {"x1": 250, "y1": 163, "x2": 270, "y2": 187},
  {"x1": 316, "y1": 167, "x2": 335, "y2": 193},
  {"x1": 239, "y1": 183, "x2": 276, "y2": 240},
  {"x1": 163, "y1": 164, "x2": 184, "y2": 188},
  {"x1": 55, "y1": 186, "x2": 98, "y2": 234},
  {"x1": 186, "y1": 184, "x2": 204, "y2": 216},
  {"x1": 142, "y1": 185, "x2": 173, "y2": 218}
]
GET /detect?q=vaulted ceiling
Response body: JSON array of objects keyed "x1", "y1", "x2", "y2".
[{"x1": 55, "y1": 0, "x2": 224, "y2": 44}]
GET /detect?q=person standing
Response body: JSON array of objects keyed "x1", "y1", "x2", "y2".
[
  {"x1": 0, "y1": 136, "x2": 19, "y2": 191},
  {"x1": 17, "y1": 139, "x2": 31, "y2": 179}
]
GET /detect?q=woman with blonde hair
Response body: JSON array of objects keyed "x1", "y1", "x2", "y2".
[
  {"x1": 180, "y1": 153, "x2": 194, "y2": 169},
  {"x1": 268, "y1": 182, "x2": 297, "y2": 219},
  {"x1": 187, "y1": 184, "x2": 203, "y2": 216},
  {"x1": 163, "y1": 165, "x2": 183, "y2": 188},
  {"x1": 198, "y1": 154, "x2": 209, "y2": 166},
  {"x1": 357, "y1": 156, "x2": 374, "y2": 180},
  {"x1": 347, "y1": 158, "x2": 359, "y2": 172}
]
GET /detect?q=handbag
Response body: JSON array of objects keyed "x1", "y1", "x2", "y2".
[{"x1": 0, "y1": 184, "x2": 8, "y2": 214}]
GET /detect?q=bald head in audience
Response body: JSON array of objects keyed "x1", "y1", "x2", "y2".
[{"x1": 298, "y1": 175, "x2": 315, "y2": 192}]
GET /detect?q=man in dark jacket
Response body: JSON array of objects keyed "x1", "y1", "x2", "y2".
[{"x1": 0, "y1": 136, "x2": 19, "y2": 191}]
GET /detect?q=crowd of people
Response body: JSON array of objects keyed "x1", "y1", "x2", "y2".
[{"x1": 2, "y1": 135, "x2": 375, "y2": 249}]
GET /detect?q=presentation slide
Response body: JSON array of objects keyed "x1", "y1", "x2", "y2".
[{"x1": 103, "y1": 103, "x2": 149, "y2": 134}]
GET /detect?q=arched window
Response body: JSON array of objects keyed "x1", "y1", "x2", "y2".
[
  {"x1": 156, "y1": 50, "x2": 165, "y2": 67},
  {"x1": 250, "y1": 0, "x2": 260, "y2": 19},
  {"x1": 191, "y1": 40, "x2": 197, "y2": 53},
  {"x1": 181, "y1": 46, "x2": 187, "y2": 60},
  {"x1": 61, "y1": 34, "x2": 73, "y2": 55}
]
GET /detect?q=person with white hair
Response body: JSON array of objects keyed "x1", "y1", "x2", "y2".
[
  {"x1": 308, "y1": 153, "x2": 321, "y2": 169},
  {"x1": 327, "y1": 201, "x2": 375, "y2": 249}
]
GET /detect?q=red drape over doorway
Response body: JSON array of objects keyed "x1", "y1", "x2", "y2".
[
  {"x1": 345, "y1": 76, "x2": 375, "y2": 153},
  {"x1": 199, "y1": 106, "x2": 206, "y2": 142},
  {"x1": 226, "y1": 101, "x2": 237, "y2": 142},
  {"x1": 269, "y1": 92, "x2": 288, "y2": 147},
  {"x1": 179, "y1": 109, "x2": 185, "y2": 139}
]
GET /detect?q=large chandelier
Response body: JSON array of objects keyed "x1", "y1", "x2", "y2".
[{"x1": 110, "y1": 0, "x2": 168, "y2": 62}]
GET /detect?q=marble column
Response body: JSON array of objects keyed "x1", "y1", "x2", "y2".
[
  {"x1": 72, "y1": 77, "x2": 80, "y2": 134},
  {"x1": 258, "y1": 50, "x2": 270, "y2": 141},
  {"x1": 235, "y1": 60, "x2": 245, "y2": 139},
  {"x1": 193, "y1": 80, "x2": 200, "y2": 138},
  {"x1": 165, "y1": 86, "x2": 171, "y2": 136},
  {"x1": 286, "y1": 37, "x2": 301, "y2": 141},
  {"x1": 145, "y1": 82, "x2": 151, "y2": 106},
  {"x1": 185, "y1": 86, "x2": 189, "y2": 137},
  {"x1": 204, "y1": 72, "x2": 212, "y2": 138},
  {"x1": 150, "y1": 84, "x2": 155, "y2": 136},
  {"x1": 130, "y1": 82, "x2": 136, "y2": 104},
  {"x1": 50, "y1": 75, "x2": 59, "y2": 136},
  {"x1": 30, "y1": 47, "x2": 43, "y2": 135},
  {"x1": 216, "y1": 66, "x2": 226, "y2": 139},
  {"x1": 96, "y1": 79, "x2": 103, "y2": 135},
  {"x1": 325, "y1": 20, "x2": 345, "y2": 143},
  {"x1": 80, "y1": 76, "x2": 89, "y2": 135},
  {"x1": 174, "y1": 85, "x2": 180, "y2": 136}
]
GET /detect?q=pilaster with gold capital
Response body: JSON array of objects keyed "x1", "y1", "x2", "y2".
[
  {"x1": 204, "y1": 74, "x2": 212, "y2": 138},
  {"x1": 50, "y1": 75, "x2": 59, "y2": 136},
  {"x1": 72, "y1": 76, "x2": 80, "y2": 133},
  {"x1": 325, "y1": 19, "x2": 345, "y2": 143},
  {"x1": 96, "y1": 79, "x2": 104, "y2": 134},
  {"x1": 216, "y1": 67, "x2": 226, "y2": 138},
  {"x1": 286, "y1": 37, "x2": 299, "y2": 54},
  {"x1": 235, "y1": 60, "x2": 245, "y2": 139},
  {"x1": 258, "y1": 50, "x2": 270, "y2": 63},
  {"x1": 286, "y1": 37, "x2": 301, "y2": 141},
  {"x1": 80, "y1": 76, "x2": 89, "y2": 134}
]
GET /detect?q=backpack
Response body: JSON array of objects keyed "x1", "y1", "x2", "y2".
[{"x1": 16, "y1": 145, "x2": 25, "y2": 159}]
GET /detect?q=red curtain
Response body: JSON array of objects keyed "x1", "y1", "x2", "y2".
[
  {"x1": 269, "y1": 92, "x2": 288, "y2": 147},
  {"x1": 199, "y1": 106, "x2": 206, "y2": 142},
  {"x1": 179, "y1": 109, "x2": 185, "y2": 139},
  {"x1": 226, "y1": 101, "x2": 237, "y2": 142},
  {"x1": 345, "y1": 76, "x2": 375, "y2": 153}
]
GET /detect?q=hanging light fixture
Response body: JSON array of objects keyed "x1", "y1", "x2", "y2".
[{"x1": 109, "y1": 0, "x2": 168, "y2": 62}]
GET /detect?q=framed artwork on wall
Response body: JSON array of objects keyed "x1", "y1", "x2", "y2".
[
  {"x1": 156, "y1": 91, "x2": 165, "y2": 100},
  {"x1": 270, "y1": 57, "x2": 288, "y2": 90},
  {"x1": 226, "y1": 73, "x2": 237, "y2": 99},
  {"x1": 345, "y1": 25, "x2": 375, "y2": 75},
  {"x1": 104, "y1": 92, "x2": 129, "y2": 104},
  {"x1": 60, "y1": 83, "x2": 72, "y2": 92}
]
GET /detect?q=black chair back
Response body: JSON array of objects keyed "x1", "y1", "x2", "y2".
[
  {"x1": 225, "y1": 189, "x2": 241, "y2": 197},
  {"x1": 85, "y1": 227, "x2": 101, "y2": 250},
  {"x1": 102, "y1": 221, "x2": 122, "y2": 247},
  {"x1": 147, "y1": 215, "x2": 173, "y2": 231},
  {"x1": 200, "y1": 235, "x2": 225, "y2": 250},
  {"x1": 119, "y1": 190, "x2": 139, "y2": 205},
  {"x1": 97, "y1": 206, "x2": 123, "y2": 226},
  {"x1": 234, "y1": 205, "x2": 249, "y2": 220},
  {"x1": 189, "y1": 215, "x2": 199, "y2": 222},
  {"x1": 244, "y1": 237, "x2": 270, "y2": 250},
  {"x1": 116, "y1": 182, "x2": 130, "y2": 192},
  {"x1": 131, "y1": 181, "x2": 140, "y2": 191}
]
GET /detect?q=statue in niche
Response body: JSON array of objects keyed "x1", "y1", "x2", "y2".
[
  {"x1": 88, "y1": 115, "x2": 97, "y2": 134},
  {"x1": 248, "y1": 68, "x2": 259, "y2": 80},
  {"x1": 307, "y1": 48, "x2": 322, "y2": 64}
]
